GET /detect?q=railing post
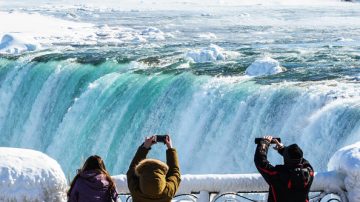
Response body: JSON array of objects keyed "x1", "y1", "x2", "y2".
[{"x1": 198, "y1": 191, "x2": 210, "y2": 202}]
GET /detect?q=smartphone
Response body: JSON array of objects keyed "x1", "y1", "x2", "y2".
[{"x1": 156, "y1": 135, "x2": 168, "y2": 144}]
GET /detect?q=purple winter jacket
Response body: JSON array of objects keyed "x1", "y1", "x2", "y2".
[{"x1": 68, "y1": 170, "x2": 117, "y2": 202}]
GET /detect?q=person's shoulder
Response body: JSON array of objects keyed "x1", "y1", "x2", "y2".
[{"x1": 302, "y1": 159, "x2": 314, "y2": 170}]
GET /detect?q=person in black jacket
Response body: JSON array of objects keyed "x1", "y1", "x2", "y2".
[{"x1": 254, "y1": 136, "x2": 314, "y2": 202}]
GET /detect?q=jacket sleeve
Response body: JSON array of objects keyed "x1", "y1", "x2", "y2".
[
  {"x1": 111, "y1": 189, "x2": 119, "y2": 202},
  {"x1": 68, "y1": 181, "x2": 79, "y2": 202},
  {"x1": 277, "y1": 146, "x2": 285, "y2": 156},
  {"x1": 164, "y1": 148, "x2": 181, "y2": 198},
  {"x1": 254, "y1": 140, "x2": 278, "y2": 184},
  {"x1": 126, "y1": 145, "x2": 150, "y2": 193}
]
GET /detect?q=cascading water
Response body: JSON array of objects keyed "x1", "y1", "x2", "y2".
[
  {"x1": 1, "y1": 55, "x2": 360, "y2": 177},
  {"x1": 1, "y1": 2, "x2": 360, "y2": 178}
]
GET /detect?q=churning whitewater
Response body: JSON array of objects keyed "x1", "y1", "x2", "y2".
[{"x1": 1, "y1": 0, "x2": 360, "y2": 178}]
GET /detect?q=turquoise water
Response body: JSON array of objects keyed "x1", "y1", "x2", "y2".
[{"x1": 1, "y1": 4, "x2": 360, "y2": 176}]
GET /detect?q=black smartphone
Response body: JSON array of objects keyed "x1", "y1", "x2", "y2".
[
  {"x1": 255, "y1": 137, "x2": 281, "y2": 144},
  {"x1": 156, "y1": 135, "x2": 168, "y2": 144}
]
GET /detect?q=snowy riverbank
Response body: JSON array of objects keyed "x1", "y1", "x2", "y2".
[{"x1": 1, "y1": 143, "x2": 360, "y2": 201}]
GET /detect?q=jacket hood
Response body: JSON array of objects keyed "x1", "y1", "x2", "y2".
[
  {"x1": 283, "y1": 144, "x2": 303, "y2": 165},
  {"x1": 79, "y1": 170, "x2": 109, "y2": 190},
  {"x1": 135, "y1": 159, "x2": 169, "y2": 196}
]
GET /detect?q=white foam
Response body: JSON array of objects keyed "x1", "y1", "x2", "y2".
[
  {"x1": 141, "y1": 27, "x2": 166, "y2": 41},
  {"x1": 0, "y1": 147, "x2": 67, "y2": 201},
  {"x1": 132, "y1": 35, "x2": 148, "y2": 43},
  {"x1": 141, "y1": 27, "x2": 174, "y2": 41},
  {"x1": 186, "y1": 44, "x2": 239, "y2": 63},
  {"x1": 0, "y1": 34, "x2": 41, "y2": 54},
  {"x1": 198, "y1": 32, "x2": 217, "y2": 39},
  {"x1": 328, "y1": 141, "x2": 360, "y2": 202},
  {"x1": 245, "y1": 56, "x2": 285, "y2": 76},
  {"x1": 354, "y1": 74, "x2": 360, "y2": 81}
]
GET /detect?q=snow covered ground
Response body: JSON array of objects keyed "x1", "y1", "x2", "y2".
[
  {"x1": 0, "y1": 11, "x2": 174, "y2": 55},
  {"x1": 0, "y1": 11, "x2": 94, "y2": 54}
]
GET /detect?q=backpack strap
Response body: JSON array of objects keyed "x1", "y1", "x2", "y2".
[{"x1": 287, "y1": 164, "x2": 311, "y2": 190}]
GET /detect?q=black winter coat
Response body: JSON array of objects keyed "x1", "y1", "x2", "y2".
[{"x1": 254, "y1": 140, "x2": 314, "y2": 202}]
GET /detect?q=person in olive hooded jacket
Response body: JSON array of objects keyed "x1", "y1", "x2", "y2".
[{"x1": 127, "y1": 135, "x2": 181, "y2": 202}]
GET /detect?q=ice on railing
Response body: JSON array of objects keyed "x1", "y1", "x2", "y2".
[
  {"x1": 112, "y1": 172, "x2": 345, "y2": 194},
  {"x1": 328, "y1": 141, "x2": 360, "y2": 202},
  {"x1": 0, "y1": 147, "x2": 67, "y2": 202}
]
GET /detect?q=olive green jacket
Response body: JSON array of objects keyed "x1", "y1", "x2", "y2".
[{"x1": 127, "y1": 146, "x2": 181, "y2": 202}]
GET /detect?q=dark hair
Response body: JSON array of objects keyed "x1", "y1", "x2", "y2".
[{"x1": 67, "y1": 155, "x2": 116, "y2": 196}]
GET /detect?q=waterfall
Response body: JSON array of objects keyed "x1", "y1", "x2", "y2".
[{"x1": 0, "y1": 57, "x2": 360, "y2": 177}]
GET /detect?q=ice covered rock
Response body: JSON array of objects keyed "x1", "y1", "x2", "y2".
[
  {"x1": 245, "y1": 57, "x2": 285, "y2": 76},
  {"x1": 328, "y1": 142, "x2": 360, "y2": 202},
  {"x1": 0, "y1": 147, "x2": 67, "y2": 202},
  {"x1": 186, "y1": 44, "x2": 227, "y2": 63},
  {"x1": 0, "y1": 34, "x2": 41, "y2": 54}
]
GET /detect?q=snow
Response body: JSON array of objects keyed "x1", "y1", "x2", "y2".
[
  {"x1": 186, "y1": 44, "x2": 239, "y2": 63},
  {"x1": 112, "y1": 172, "x2": 347, "y2": 196},
  {"x1": 0, "y1": 11, "x2": 95, "y2": 52},
  {"x1": 0, "y1": 147, "x2": 67, "y2": 202},
  {"x1": 0, "y1": 34, "x2": 41, "y2": 54},
  {"x1": 245, "y1": 56, "x2": 285, "y2": 76},
  {"x1": 0, "y1": 11, "x2": 173, "y2": 55},
  {"x1": 3, "y1": 0, "x2": 347, "y2": 11},
  {"x1": 328, "y1": 141, "x2": 360, "y2": 202}
]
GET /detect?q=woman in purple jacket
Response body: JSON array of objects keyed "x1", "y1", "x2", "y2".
[{"x1": 68, "y1": 155, "x2": 118, "y2": 202}]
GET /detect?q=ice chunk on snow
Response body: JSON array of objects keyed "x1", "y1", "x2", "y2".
[
  {"x1": 0, "y1": 34, "x2": 41, "y2": 54},
  {"x1": 186, "y1": 44, "x2": 228, "y2": 63},
  {"x1": 245, "y1": 56, "x2": 285, "y2": 76},
  {"x1": 0, "y1": 147, "x2": 67, "y2": 201},
  {"x1": 328, "y1": 142, "x2": 360, "y2": 202}
]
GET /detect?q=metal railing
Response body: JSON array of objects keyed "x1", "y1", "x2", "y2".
[
  {"x1": 117, "y1": 192, "x2": 342, "y2": 202},
  {"x1": 112, "y1": 172, "x2": 347, "y2": 202}
]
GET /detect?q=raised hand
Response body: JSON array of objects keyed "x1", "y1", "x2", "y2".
[
  {"x1": 165, "y1": 135, "x2": 173, "y2": 149},
  {"x1": 264, "y1": 135, "x2": 273, "y2": 143},
  {"x1": 272, "y1": 138, "x2": 284, "y2": 150},
  {"x1": 143, "y1": 135, "x2": 156, "y2": 149}
]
